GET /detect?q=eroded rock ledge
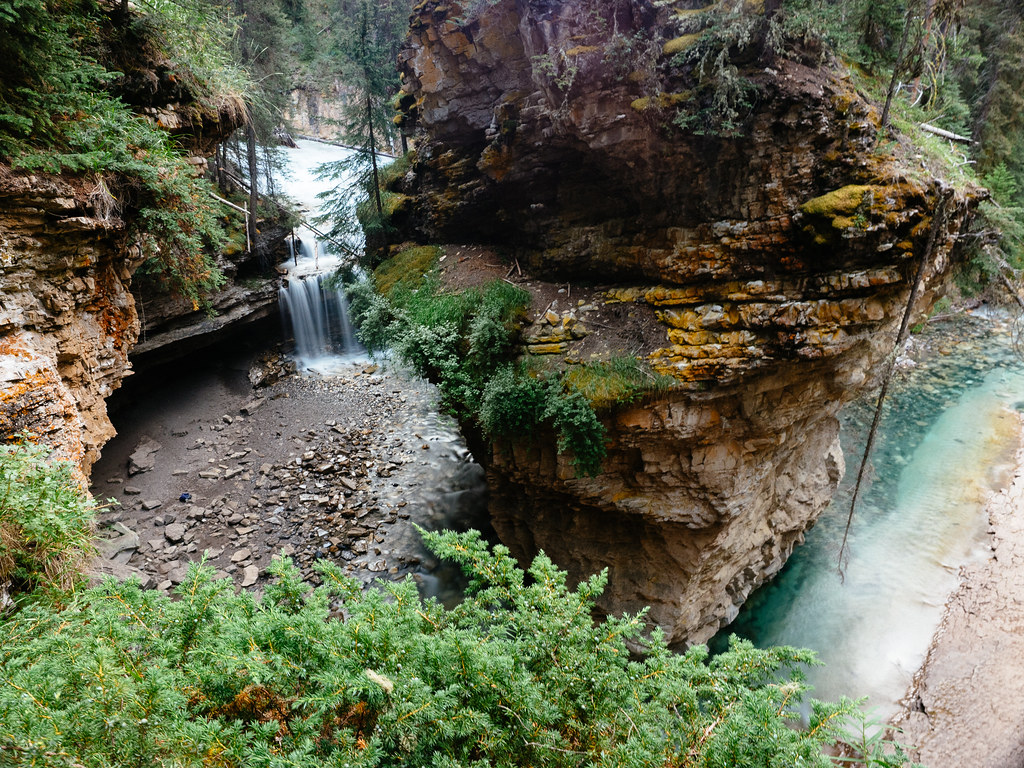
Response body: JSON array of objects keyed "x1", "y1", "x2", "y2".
[
  {"x1": 0, "y1": 18, "x2": 244, "y2": 475},
  {"x1": 390, "y1": 0, "x2": 980, "y2": 644}
]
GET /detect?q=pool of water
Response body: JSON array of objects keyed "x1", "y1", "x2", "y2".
[{"x1": 714, "y1": 313, "x2": 1024, "y2": 719}]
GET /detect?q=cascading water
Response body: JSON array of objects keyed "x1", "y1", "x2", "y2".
[
  {"x1": 278, "y1": 272, "x2": 361, "y2": 364},
  {"x1": 275, "y1": 139, "x2": 366, "y2": 371}
]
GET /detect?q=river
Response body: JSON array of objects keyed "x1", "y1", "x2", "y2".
[{"x1": 715, "y1": 312, "x2": 1024, "y2": 719}]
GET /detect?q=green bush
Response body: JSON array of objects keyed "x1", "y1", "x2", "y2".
[
  {"x1": 0, "y1": 528, "x2": 914, "y2": 767},
  {"x1": 0, "y1": 438, "x2": 98, "y2": 606},
  {"x1": 347, "y1": 274, "x2": 611, "y2": 475}
]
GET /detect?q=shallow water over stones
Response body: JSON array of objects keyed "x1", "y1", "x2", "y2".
[{"x1": 714, "y1": 311, "x2": 1024, "y2": 719}]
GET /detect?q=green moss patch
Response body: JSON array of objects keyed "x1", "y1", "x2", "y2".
[
  {"x1": 800, "y1": 185, "x2": 875, "y2": 217},
  {"x1": 564, "y1": 356, "x2": 675, "y2": 411},
  {"x1": 372, "y1": 245, "x2": 441, "y2": 297}
]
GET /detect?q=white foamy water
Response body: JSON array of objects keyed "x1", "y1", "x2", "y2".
[
  {"x1": 721, "y1": 322, "x2": 1024, "y2": 720},
  {"x1": 276, "y1": 139, "x2": 373, "y2": 372}
]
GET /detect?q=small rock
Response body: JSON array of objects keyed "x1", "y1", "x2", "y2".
[
  {"x1": 164, "y1": 523, "x2": 186, "y2": 543},
  {"x1": 141, "y1": 499, "x2": 163, "y2": 511},
  {"x1": 230, "y1": 548, "x2": 252, "y2": 563},
  {"x1": 241, "y1": 565, "x2": 260, "y2": 587},
  {"x1": 123, "y1": 486, "x2": 142, "y2": 495},
  {"x1": 128, "y1": 437, "x2": 162, "y2": 476}
]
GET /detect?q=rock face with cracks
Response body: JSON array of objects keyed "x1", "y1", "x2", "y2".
[
  {"x1": 392, "y1": 0, "x2": 981, "y2": 644},
  {"x1": 0, "y1": 42, "x2": 242, "y2": 476}
]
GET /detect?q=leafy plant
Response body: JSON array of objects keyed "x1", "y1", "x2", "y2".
[
  {"x1": 346, "y1": 270, "x2": 611, "y2": 475},
  {"x1": 0, "y1": 437, "x2": 98, "y2": 608},
  {"x1": 0, "y1": 525, "x2": 920, "y2": 767}
]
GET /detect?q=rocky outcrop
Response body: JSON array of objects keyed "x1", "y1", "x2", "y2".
[
  {"x1": 285, "y1": 86, "x2": 353, "y2": 141},
  {"x1": 0, "y1": 171, "x2": 141, "y2": 474},
  {"x1": 0, "y1": 15, "x2": 245, "y2": 475},
  {"x1": 391, "y1": 0, "x2": 981, "y2": 644},
  {"x1": 130, "y1": 223, "x2": 289, "y2": 371}
]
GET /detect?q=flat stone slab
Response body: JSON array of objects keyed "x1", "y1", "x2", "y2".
[{"x1": 128, "y1": 436, "x2": 161, "y2": 476}]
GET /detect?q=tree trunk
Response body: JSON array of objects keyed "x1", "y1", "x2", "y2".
[
  {"x1": 879, "y1": 3, "x2": 915, "y2": 138},
  {"x1": 366, "y1": 92, "x2": 384, "y2": 216},
  {"x1": 245, "y1": 121, "x2": 264, "y2": 267}
]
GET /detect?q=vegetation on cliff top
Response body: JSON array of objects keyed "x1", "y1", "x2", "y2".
[
  {"x1": 0, "y1": 0, "x2": 250, "y2": 305},
  {"x1": 0, "y1": 447, "x2": 919, "y2": 768}
]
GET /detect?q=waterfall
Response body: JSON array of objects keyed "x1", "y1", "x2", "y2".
[
  {"x1": 279, "y1": 271, "x2": 362, "y2": 366},
  {"x1": 276, "y1": 140, "x2": 377, "y2": 371}
]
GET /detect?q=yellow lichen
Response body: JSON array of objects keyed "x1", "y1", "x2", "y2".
[
  {"x1": 663, "y1": 34, "x2": 701, "y2": 56},
  {"x1": 800, "y1": 185, "x2": 875, "y2": 217},
  {"x1": 630, "y1": 97, "x2": 652, "y2": 112},
  {"x1": 565, "y1": 45, "x2": 600, "y2": 56}
]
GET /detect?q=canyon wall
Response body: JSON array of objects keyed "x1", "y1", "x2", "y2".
[
  {"x1": 390, "y1": 0, "x2": 979, "y2": 644},
  {"x1": 0, "y1": 29, "x2": 243, "y2": 475}
]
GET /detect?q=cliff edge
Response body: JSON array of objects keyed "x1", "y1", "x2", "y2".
[{"x1": 386, "y1": 0, "x2": 980, "y2": 644}]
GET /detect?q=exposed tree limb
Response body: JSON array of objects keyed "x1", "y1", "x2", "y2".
[
  {"x1": 838, "y1": 185, "x2": 955, "y2": 581},
  {"x1": 919, "y1": 122, "x2": 973, "y2": 143}
]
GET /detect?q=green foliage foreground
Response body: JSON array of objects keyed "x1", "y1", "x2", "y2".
[
  {"x1": 0, "y1": 443, "x2": 918, "y2": 767},
  {"x1": 1, "y1": 527, "x2": 912, "y2": 768}
]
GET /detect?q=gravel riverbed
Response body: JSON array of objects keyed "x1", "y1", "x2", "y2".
[{"x1": 89, "y1": 348, "x2": 489, "y2": 600}]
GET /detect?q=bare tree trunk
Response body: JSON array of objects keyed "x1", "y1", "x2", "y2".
[
  {"x1": 366, "y1": 92, "x2": 383, "y2": 216},
  {"x1": 245, "y1": 122, "x2": 264, "y2": 267},
  {"x1": 838, "y1": 186, "x2": 954, "y2": 578},
  {"x1": 879, "y1": 3, "x2": 915, "y2": 138}
]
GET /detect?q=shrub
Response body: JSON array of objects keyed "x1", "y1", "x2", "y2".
[
  {"x1": 0, "y1": 438, "x2": 98, "y2": 608},
  {"x1": 0, "y1": 528, "x2": 914, "y2": 767},
  {"x1": 347, "y1": 273, "x2": 611, "y2": 475}
]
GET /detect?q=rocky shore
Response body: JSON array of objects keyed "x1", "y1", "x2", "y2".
[
  {"x1": 89, "y1": 349, "x2": 488, "y2": 599},
  {"x1": 894, "y1": 414, "x2": 1024, "y2": 766}
]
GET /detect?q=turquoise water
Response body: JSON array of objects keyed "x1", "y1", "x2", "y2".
[{"x1": 715, "y1": 314, "x2": 1024, "y2": 718}]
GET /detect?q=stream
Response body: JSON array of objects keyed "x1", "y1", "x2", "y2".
[{"x1": 714, "y1": 312, "x2": 1024, "y2": 719}]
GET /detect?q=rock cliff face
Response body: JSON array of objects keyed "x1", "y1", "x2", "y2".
[
  {"x1": 392, "y1": 0, "x2": 979, "y2": 644},
  {"x1": 0, "y1": 41, "x2": 243, "y2": 475},
  {"x1": 0, "y1": 171, "x2": 141, "y2": 474}
]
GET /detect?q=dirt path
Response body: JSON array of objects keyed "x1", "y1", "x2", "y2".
[
  {"x1": 893, "y1": 415, "x2": 1024, "y2": 766},
  {"x1": 89, "y1": 348, "x2": 489, "y2": 598}
]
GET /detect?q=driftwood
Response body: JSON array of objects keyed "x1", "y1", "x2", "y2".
[{"x1": 919, "y1": 122, "x2": 973, "y2": 144}]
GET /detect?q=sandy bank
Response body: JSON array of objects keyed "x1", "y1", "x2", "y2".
[{"x1": 894, "y1": 413, "x2": 1024, "y2": 766}]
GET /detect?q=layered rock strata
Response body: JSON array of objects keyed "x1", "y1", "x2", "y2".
[
  {"x1": 391, "y1": 0, "x2": 980, "y2": 644},
  {"x1": 0, "y1": 17, "x2": 244, "y2": 475},
  {"x1": 0, "y1": 171, "x2": 140, "y2": 474}
]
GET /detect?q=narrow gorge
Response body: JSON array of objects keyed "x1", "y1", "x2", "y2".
[
  {"x1": 379, "y1": 0, "x2": 981, "y2": 645},
  {"x1": 3, "y1": 0, "x2": 1023, "y2": 764}
]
